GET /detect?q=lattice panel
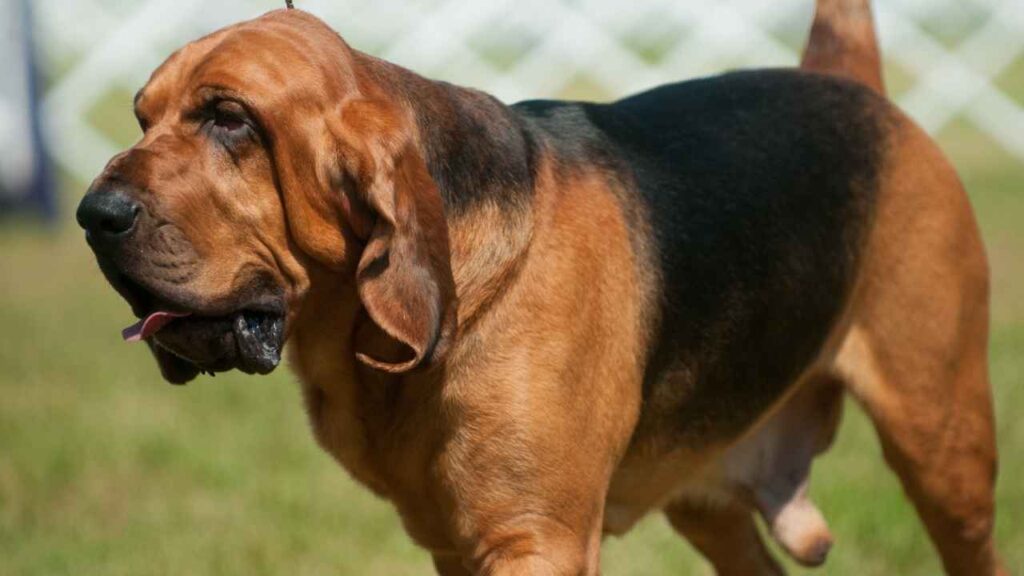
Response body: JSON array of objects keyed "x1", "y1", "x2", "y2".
[{"x1": 36, "y1": 0, "x2": 1024, "y2": 182}]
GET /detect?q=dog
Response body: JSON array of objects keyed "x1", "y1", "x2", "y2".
[{"x1": 76, "y1": 0, "x2": 1005, "y2": 573}]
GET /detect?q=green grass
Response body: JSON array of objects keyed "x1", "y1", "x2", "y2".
[{"x1": 1, "y1": 114, "x2": 1022, "y2": 576}]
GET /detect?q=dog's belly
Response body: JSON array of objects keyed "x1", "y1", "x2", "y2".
[
  {"x1": 602, "y1": 378, "x2": 763, "y2": 537},
  {"x1": 604, "y1": 366, "x2": 844, "y2": 536}
]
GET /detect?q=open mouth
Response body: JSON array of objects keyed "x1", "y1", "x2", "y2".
[{"x1": 109, "y1": 271, "x2": 285, "y2": 384}]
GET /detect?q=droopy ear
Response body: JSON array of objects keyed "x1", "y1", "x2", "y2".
[{"x1": 354, "y1": 142, "x2": 457, "y2": 373}]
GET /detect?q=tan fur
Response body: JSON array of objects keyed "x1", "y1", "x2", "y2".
[
  {"x1": 290, "y1": 155, "x2": 646, "y2": 574},
  {"x1": 84, "y1": 5, "x2": 1005, "y2": 574},
  {"x1": 599, "y1": 112, "x2": 1005, "y2": 576},
  {"x1": 666, "y1": 500, "x2": 785, "y2": 576},
  {"x1": 801, "y1": 0, "x2": 885, "y2": 93},
  {"x1": 832, "y1": 117, "x2": 1006, "y2": 576}
]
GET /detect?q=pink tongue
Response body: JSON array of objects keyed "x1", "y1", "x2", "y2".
[{"x1": 122, "y1": 311, "x2": 191, "y2": 342}]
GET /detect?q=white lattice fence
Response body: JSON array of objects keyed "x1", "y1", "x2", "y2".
[{"x1": 35, "y1": 0, "x2": 1024, "y2": 183}]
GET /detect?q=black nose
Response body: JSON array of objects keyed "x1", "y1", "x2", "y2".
[{"x1": 76, "y1": 189, "x2": 139, "y2": 238}]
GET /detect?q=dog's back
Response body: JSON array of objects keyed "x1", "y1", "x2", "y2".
[
  {"x1": 518, "y1": 2, "x2": 1006, "y2": 573},
  {"x1": 594, "y1": 70, "x2": 890, "y2": 443},
  {"x1": 515, "y1": 63, "x2": 894, "y2": 449}
]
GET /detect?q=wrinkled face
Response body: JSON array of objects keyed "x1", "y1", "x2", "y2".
[
  {"x1": 77, "y1": 12, "x2": 353, "y2": 383},
  {"x1": 77, "y1": 10, "x2": 456, "y2": 384}
]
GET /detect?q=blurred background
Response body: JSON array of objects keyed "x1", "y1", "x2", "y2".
[{"x1": 0, "y1": 0, "x2": 1020, "y2": 574}]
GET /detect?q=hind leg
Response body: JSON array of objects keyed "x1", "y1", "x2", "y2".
[
  {"x1": 834, "y1": 118, "x2": 1006, "y2": 575},
  {"x1": 665, "y1": 499, "x2": 784, "y2": 576},
  {"x1": 839, "y1": 325, "x2": 1004, "y2": 575}
]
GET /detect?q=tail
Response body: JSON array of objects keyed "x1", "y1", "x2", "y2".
[{"x1": 800, "y1": 0, "x2": 885, "y2": 95}]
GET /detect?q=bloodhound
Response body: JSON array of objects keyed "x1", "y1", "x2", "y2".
[{"x1": 77, "y1": 0, "x2": 1005, "y2": 573}]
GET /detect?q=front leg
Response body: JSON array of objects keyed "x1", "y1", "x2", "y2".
[
  {"x1": 472, "y1": 516, "x2": 599, "y2": 576},
  {"x1": 434, "y1": 546, "x2": 588, "y2": 576},
  {"x1": 436, "y1": 388, "x2": 619, "y2": 576},
  {"x1": 433, "y1": 339, "x2": 638, "y2": 575},
  {"x1": 432, "y1": 174, "x2": 645, "y2": 574}
]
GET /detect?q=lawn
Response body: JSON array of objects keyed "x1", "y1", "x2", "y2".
[{"x1": 1, "y1": 92, "x2": 1022, "y2": 576}]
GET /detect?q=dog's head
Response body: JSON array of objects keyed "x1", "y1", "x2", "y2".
[{"x1": 76, "y1": 9, "x2": 455, "y2": 384}]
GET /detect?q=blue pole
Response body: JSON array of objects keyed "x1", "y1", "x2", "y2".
[{"x1": 22, "y1": 0, "x2": 56, "y2": 222}]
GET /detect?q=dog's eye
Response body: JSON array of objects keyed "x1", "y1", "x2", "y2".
[
  {"x1": 211, "y1": 103, "x2": 247, "y2": 132},
  {"x1": 200, "y1": 98, "x2": 260, "y2": 149}
]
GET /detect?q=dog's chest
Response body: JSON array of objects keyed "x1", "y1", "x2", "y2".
[
  {"x1": 286, "y1": 294, "x2": 400, "y2": 495},
  {"x1": 291, "y1": 349, "x2": 386, "y2": 494},
  {"x1": 295, "y1": 360, "x2": 460, "y2": 549},
  {"x1": 290, "y1": 340, "x2": 448, "y2": 504}
]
